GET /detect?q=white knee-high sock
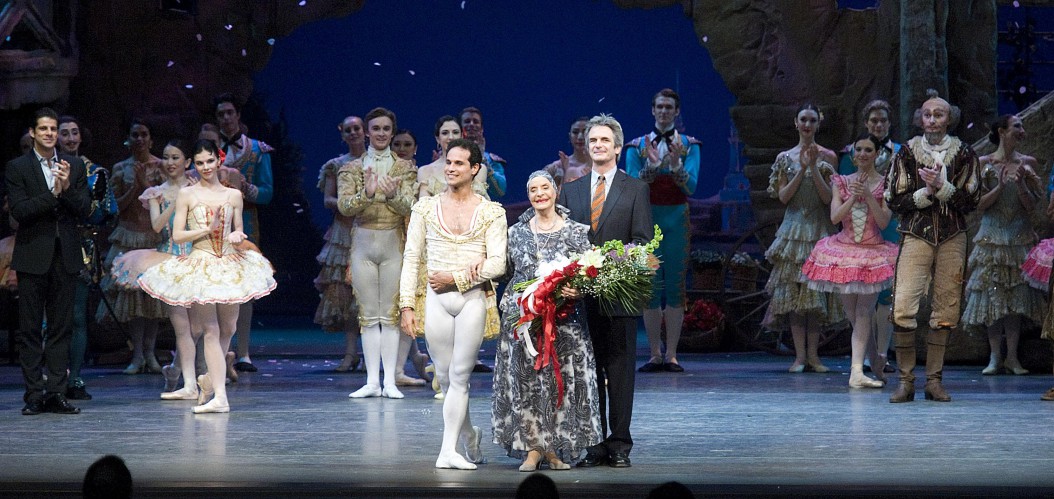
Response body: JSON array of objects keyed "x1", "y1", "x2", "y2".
[
  {"x1": 360, "y1": 324, "x2": 381, "y2": 388},
  {"x1": 380, "y1": 324, "x2": 401, "y2": 389}
]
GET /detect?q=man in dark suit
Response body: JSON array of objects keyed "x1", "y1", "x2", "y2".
[
  {"x1": 557, "y1": 114, "x2": 653, "y2": 468},
  {"x1": 6, "y1": 107, "x2": 90, "y2": 415}
]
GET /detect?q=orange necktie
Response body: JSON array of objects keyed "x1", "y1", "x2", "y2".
[{"x1": 591, "y1": 175, "x2": 606, "y2": 231}]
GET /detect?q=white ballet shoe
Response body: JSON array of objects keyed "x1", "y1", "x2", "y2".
[
  {"x1": 160, "y1": 386, "x2": 199, "y2": 400},
  {"x1": 192, "y1": 398, "x2": 230, "y2": 414},
  {"x1": 348, "y1": 384, "x2": 382, "y2": 398},
  {"x1": 435, "y1": 452, "x2": 477, "y2": 470},
  {"x1": 395, "y1": 374, "x2": 427, "y2": 386},
  {"x1": 462, "y1": 425, "x2": 484, "y2": 464},
  {"x1": 1004, "y1": 358, "x2": 1030, "y2": 376},
  {"x1": 161, "y1": 364, "x2": 181, "y2": 392},
  {"x1": 382, "y1": 385, "x2": 405, "y2": 399},
  {"x1": 981, "y1": 353, "x2": 1002, "y2": 375},
  {"x1": 196, "y1": 374, "x2": 214, "y2": 405},
  {"x1": 848, "y1": 365, "x2": 884, "y2": 388},
  {"x1": 434, "y1": 392, "x2": 445, "y2": 400}
]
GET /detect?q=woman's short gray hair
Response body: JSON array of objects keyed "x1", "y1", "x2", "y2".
[{"x1": 527, "y1": 170, "x2": 556, "y2": 190}]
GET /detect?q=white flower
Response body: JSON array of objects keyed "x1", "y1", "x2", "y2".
[
  {"x1": 535, "y1": 256, "x2": 571, "y2": 279},
  {"x1": 576, "y1": 249, "x2": 605, "y2": 269}
]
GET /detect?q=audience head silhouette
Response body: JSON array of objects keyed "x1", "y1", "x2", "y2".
[
  {"x1": 83, "y1": 454, "x2": 132, "y2": 499},
  {"x1": 516, "y1": 472, "x2": 559, "y2": 499},
  {"x1": 647, "y1": 481, "x2": 695, "y2": 499}
]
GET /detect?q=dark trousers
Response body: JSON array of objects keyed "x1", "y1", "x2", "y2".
[
  {"x1": 586, "y1": 308, "x2": 637, "y2": 455},
  {"x1": 17, "y1": 240, "x2": 77, "y2": 401}
]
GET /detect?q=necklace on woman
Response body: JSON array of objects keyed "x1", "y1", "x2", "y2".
[
  {"x1": 532, "y1": 217, "x2": 560, "y2": 262},
  {"x1": 535, "y1": 215, "x2": 558, "y2": 232}
]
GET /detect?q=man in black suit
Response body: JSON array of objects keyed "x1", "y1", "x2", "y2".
[
  {"x1": 557, "y1": 114, "x2": 653, "y2": 468},
  {"x1": 6, "y1": 107, "x2": 90, "y2": 415}
]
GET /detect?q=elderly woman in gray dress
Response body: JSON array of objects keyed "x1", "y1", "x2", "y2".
[{"x1": 492, "y1": 171, "x2": 601, "y2": 472}]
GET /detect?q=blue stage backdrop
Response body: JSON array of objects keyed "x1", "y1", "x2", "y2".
[{"x1": 253, "y1": 0, "x2": 736, "y2": 229}]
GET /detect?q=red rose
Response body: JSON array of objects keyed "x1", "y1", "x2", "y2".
[{"x1": 586, "y1": 266, "x2": 599, "y2": 278}]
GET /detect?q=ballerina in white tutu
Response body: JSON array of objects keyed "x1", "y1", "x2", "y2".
[{"x1": 138, "y1": 140, "x2": 276, "y2": 413}]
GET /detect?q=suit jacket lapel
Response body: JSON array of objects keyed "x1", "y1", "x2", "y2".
[
  {"x1": 596, "y1": 170, "x2": 625, "y2": 233},
  {"x1": 575, "y1": 177, "x2": 591, "y2": 225},
  {"x1": 24, "y1": 152, "x2": 50, "y2": 194}
]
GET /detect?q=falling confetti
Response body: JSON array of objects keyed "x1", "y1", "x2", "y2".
[
  {"x1": 225, "y1": 24, "x2": 233, "y2": 30},
  {"x1": 1013, "y1": 0, "x2": 1020, "y2": 6},
  {"x1": 966, "y1": 122, "x2": 974, "y2": 129},
  {"x1": 598, "y1": 97, "x2": 606, "y2": 103},
  {"x1": 241, "y1": 48, "x2": 247, "y2": 56},
  {"x1": 373, "y1": 62, "x2": 381, "y2": 66},
  {"x1": 293, "y1": 202, "x2": 301, "y2": 207},
  {"x1": 1019, "y1": 86, "x2": 1028, "y2": 94},
  {"x1": 185, "y1": 84, "x2": 194, "y2": 89},
  {"x1": 196, "y1": 33, "x2": 202, "y2": 41},
  {"x1": 167, "y1": 60, "x2": 175, "y2": 67},
  {"x1": 296, "y1": 209, "x2": 304, "y2": 213},
  {"x1": 461, "y1": 1, "x2": 466, "y2": 8},
  {"x1": 267, "y1": 38, "x2": 276, "y2": 45},
  {"x1": 409, "y1": 70, "x2": 416, "y2": 76},
  {"x1": 299, "y1": 0, "x2": 307, "y2": 5},
  {"x1": 702, "y1": 35, "x2": 709, "y2": 43}
]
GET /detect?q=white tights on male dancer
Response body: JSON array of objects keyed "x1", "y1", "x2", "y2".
[
  {"x1": 425, "y1": 286, "x2": 486, "y2": 470},
  {"x1": 349, "y1": 227, "x2": 404, "y2": 399}
]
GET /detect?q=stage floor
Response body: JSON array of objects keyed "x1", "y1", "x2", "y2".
[{"x1": 2, "y1": 320, "x2": 1054, "y2": 498}]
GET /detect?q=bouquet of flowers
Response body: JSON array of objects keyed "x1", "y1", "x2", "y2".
[{"x1": 512, "y1": 225, "x2": 663, "y2": 407}]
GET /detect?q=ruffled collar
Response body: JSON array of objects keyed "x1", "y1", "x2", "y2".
[
  {"x1": 518, "y1": 205, "x2": 570, "y2": 224},
  {"x1": 908, "y1": 135, "x2": 961, "y2": 167},
  {"x1": 366, "y1": 146, "x2": 393, "y2": 161}
]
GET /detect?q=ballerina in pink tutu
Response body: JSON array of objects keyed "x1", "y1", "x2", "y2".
[
  {"x1": 802, "y1": 134, "x2": 898, "y2": 388},
  {"x1": 138, "y1": 140, "x2": 276, "y2": 413}
]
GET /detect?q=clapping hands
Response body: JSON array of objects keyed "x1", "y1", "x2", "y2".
[
  {"x1": 918, "y1": 162, "x2": 944, "y2": 195},
  {"x1": 364, "y1": 167, "x2": 401, "y2": 198}
]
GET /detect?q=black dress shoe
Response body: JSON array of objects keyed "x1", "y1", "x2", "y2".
[
  {"x1": 576, "y1": 451, "x2": 608, "y2": 468},
  {"x1": 664, "y1": 362, "x2": 685, "y2": 373},
  {"x1": 44, "y1": 394, "x2": 81, "y2": 414},
  {"x1": 638, "y1": 361, "x2": 664, "y2": 373},
  {"x1": 234, "y1": 361, "x2": 258, "y2": 373},
  {"x1": 472, "y1": 363, "x2": 493, "y2": 373},
  {"x1": 22, "y1": 398, "x2": 45, "y2": 416},
  {"x1": 66, "y1": 385, "x2": 93, "y2": 400},
  {"x1": 608, "y1": 452, "x2": 631, "y2": 468}
]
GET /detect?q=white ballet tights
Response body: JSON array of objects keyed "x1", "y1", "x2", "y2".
[
  {"x1": 840, "y1": 293, "x2": 879, "y2": 367},
  {"x1": 190, "y1": 302, "x2": 239, "y2": 410},
  {"x1": 349, "y1": 227, "x2": 404, "y2": 397},
  {"x1": 425, "y1": 287, "x2": 486, "y2": 470},
  {"x1": 354, "y1": 323, "x2": 402, "y2": 396},
  {"x1": 169, "y1": 305, "x2": 200, "y2": 387}
]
